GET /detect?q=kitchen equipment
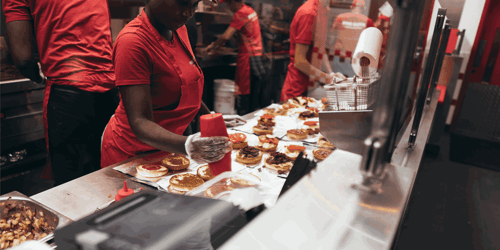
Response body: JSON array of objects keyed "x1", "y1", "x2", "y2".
[{"x1": 54, "y1": 191, "x2": 247, "y2": 250}]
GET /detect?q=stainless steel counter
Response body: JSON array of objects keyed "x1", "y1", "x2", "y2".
[
  {"x1": 30, "y1": 154, "x2": 157, "y2": 221},
  {"x1": 220, "y1": 91, "x2": 441, "y2": 250},
  {"x1": 30, "y1": 91, "x2": 439, "y2": 249}
]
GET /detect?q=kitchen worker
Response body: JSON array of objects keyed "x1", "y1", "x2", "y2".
[
  {"x1": 280, "y1": 0, "x2": 346, "y2": 101},
  {"x1": 329, "y1": 0, "x2": 374, "y2": 76},
  {"x1": 205, "y1": 0, "x2": 266, "y2": 115},
  {"x1": 3, "y1": 0, "x2": 119, "y2": 185},
  {"x1": 100, "y1": 0, "x2": 232, "y2": 168}
]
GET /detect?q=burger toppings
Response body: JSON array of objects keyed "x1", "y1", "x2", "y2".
[
  {"x1": 316, "y1": 148, "x2": 333, "y2": 157},
  {"x1": 266, "y1": 152, "x2": 292, "y2": 164},
  {"x1": 287, "y1": 145, "x2": 306, "y2": 151},
  {"x1": 299, "y1": 110, "x2": 318, "y2": 119},
  {"x1": 304, "y1": 121, "x2": 319, "y2": 126},
  {"x1": 229, "y1": 133, "x2": 247, "y2": 143},
  {"x1": 321, "y1": 97, "x2": 329, "y2": 104},
  {"x1": 258, "y1": 135, "x2": 279, "y2": 144},
  {"x1": 142, "y1": 165, "x2": 162, "y2": 170},
  {"x1": 288, "y1": 129, "x2": 307, "y2": 135},
  {"x1": 262, "y1": 114, "x2": 275, "y2": 119},
  {"x1": 169, "y1": 158, "x2": 184, "y2": 165},
  {"x1": 306, "y1": 106, "x2": 319, "y2": 112},
  {"x1": 239, "y1": 146, "x2": 260, "y2": 158},
  {"x1": 257, "y1": 124, "x2": 273, "y2": 130},
  {"x1": 275, "y1": 109, "x2": 287, "y2": 115}
]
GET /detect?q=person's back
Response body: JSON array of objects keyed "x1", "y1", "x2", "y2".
[
  {"x1": 3, "y1": 0, "x2": 118, "y2": 185},
  {"x1": 3, "y1": 0, "x2": 115, "y2": 91}
]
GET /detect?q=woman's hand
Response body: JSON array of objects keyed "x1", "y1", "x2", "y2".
[{"x1": 185, "y1": 132, "x2": 232, "y2": 164}]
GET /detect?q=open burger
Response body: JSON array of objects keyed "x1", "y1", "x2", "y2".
[
  {"x1": 229, "y1": 133, "x2": 248, "y2": 149},
  {"x1": 312, "y1": 148, "x2": 334, "y2": 161},
  {"x1": 197, "y1": 165, "x2": 214, "y2": 181},
  {"x1": 161, "y1": 154, "x2": 190, "y2": 171},
  {"x1": 235, "y1": 146, "x2": 263, "y2": 165},
  {"x1": 298, "y1": 110, "x2": 318, "y2": 120},
  {"x1": 255, "y1": 135, "x2": 279, "y2": 152},
  {"x1": 284, "y1": 145, "x2": 307, "y2": 160},
  {"x1": 136, "y1": 164, "x2": 168, "y2": 178},
  {"x1": 169, "y1": 173, "x2": 204, "y2": 192},
  {"x1": 258, "y1": 114, "x2": 276, "y2": 126},
  {"x1": 253, "y1": 123, "x2": 273, "y2": 135},
  {"x1": 303, "y1": 120, "x2": 319, "y2": 135},
  {"x1": 264, "y1": 152, "x2": 294, "y2": 172},
  {"x1": 318, "y1": 136, "x2": 336, "y2": 149},
  {"x1": 287, "y1": 129, "x2": 308, "y2": 140}
]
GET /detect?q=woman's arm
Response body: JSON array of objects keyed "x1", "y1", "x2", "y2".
[
  {"x1": 198, "y1": 101, "x2": 211, "y2": 116},
  {"x1": 120, "y1": 84, "x2": 188, "y2": 155}
]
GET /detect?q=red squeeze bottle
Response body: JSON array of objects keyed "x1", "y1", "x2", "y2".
[
  {"x1": 115, "y1": 181, "x2": 134, "y2": 201},
  {"x1": 199, "y1": 113, "x2": 231, "y2": 176}
]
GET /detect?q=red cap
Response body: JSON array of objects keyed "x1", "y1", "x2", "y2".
[{"x1": 115, "y1": 181, "x2": 134, "y2": 201}]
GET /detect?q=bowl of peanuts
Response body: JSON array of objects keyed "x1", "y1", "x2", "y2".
[{"x1": 0, "y1": 191, "x2": 72, "y2": 249}]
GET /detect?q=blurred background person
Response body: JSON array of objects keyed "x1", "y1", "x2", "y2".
[{"x1": 206, "y1": 0, "x2": 265, "y2": 115}]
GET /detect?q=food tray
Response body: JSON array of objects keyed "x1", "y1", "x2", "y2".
[{"x1": 0, "y1": 191, "x2": 72, "y2": 248}]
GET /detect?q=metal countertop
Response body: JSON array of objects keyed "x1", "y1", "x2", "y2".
[{"x1": 220, "y1": 91, "x2": 441, "y2": 250}]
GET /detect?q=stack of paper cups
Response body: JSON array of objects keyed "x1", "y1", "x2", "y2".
[{"x1": 351, "y1": 27, "x2": 383, "y2": 77}]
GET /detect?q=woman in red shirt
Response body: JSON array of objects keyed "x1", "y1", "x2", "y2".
[{"x1": 101, "y1": 0, "x2": 231, "y2": 167}]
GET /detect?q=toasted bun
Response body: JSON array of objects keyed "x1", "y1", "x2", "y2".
[
  {"x1": 204, "y1": 184, "x2": 234, "y2": 198},
  {"x1": 169, "y1": 173, "x2": 204, "y2": 192},
  {"x1": 235, "y1": 147, "x2": 263, "y2": 165},
  {"x1": 162, "y1": 154, "x2": 190, "y2": 171},
  {"x1": 168, "y1": 185, "x2": 186, "y2": 195},
  {"x1": 232, "y1": 140, "x2": 248, "y2": 149},
  {"x1": 253, "y1": 126, "x2": 273, "y2": 135},
  {"x1": 136, "y1": 165, "x2": 168, "y2": 178},
  {"x1": 264, "y1": 160, "x2": 294, "y2": 172},
  {"x1": 318, "y1": 136, "x2": 336, "y2": 149},
  {"x1": 313, "y1": 148, "x2": 333, "y2": 161},
  {"x1": 197, "y1": 165, "x2": 214, "y2": 181},
  {"x1": 287, "y1": 129, "x2": 308, "y2": 140}
]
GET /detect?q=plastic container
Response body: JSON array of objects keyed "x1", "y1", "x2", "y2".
[
  {"x1": 186, "y1": 172, "x2": 269, "y2": 201},
  {"x1": 213, "y1": 79, "x2": 236, "y2": 115}
]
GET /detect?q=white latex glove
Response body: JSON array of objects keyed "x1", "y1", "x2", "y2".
[
  {"x1": 185, "y1": 132, "x2": 232, "y2": 164},
  {"x1": 222, "y1": 114, "x2": 247, "y2": 127}
]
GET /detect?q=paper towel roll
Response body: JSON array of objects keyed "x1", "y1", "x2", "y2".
[{"x1": 351, "y1": 27, "x2": 383, "y2": 77}]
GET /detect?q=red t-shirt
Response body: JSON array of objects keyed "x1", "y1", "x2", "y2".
[
  {"x1": 113, "y1": 11, "x2": 202, "y2": 111},
  {"x1": 3, "y1": 0, "x2": 114, "y2": 92},
  {"x1": 229, "y1": 4, "x2": 262, "y2": 56},
  {"x1": 332, "y1": 12, "x2": 374, "y2": 56},
  {"x1": 281, "y1": 0, "x2": 317, "y2": 101}
]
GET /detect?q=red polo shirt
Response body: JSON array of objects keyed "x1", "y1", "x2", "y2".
[
  {"x1": 3, "y1": 0, "x2": 115, "y2": 92},
  {"x1": 280, "y1": 0, "x2": 317, "y2": 101},
  {"x1": 229, "y1": 4, "x2": 262, "y2": 56}
]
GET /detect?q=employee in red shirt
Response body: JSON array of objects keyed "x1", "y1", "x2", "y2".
[
  {"x1": 280, "y1": 0, "x2": 345, "y2": 101},
  {"x1": 100, "y1": 0, "x2": 231, "y2": 168},
  {"x1": 205, "y1": 0, "x2": 266, "y2": 115},
  {"x1": 329, "y1": 0, "x2": 374, "y2": 76},
  {"x1": 3, "y1": 0, "x2": 119, "y2": 185}
]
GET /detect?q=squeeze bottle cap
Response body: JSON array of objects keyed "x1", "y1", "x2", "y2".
[{"x1": 115, "y1": 181, "x2": 134, "y2": 201}]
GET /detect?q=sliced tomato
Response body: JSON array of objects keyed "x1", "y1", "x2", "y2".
[
  {"x1": 229, "y1": 133, "x2": 247, "y2": 143},
  {"x1": 259, "y1": 135, "x2": 278, "y2": 144},
  {"x1": 261, "y1": 114, "x2": 275, "y2": 119},
  {"x1": 287, "y1": 145, "x2": 306, "y2": 151},
  {"x1": 304, "y1": 121, "x2": 319, "y2": 126}
]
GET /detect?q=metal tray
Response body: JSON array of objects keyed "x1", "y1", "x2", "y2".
[{"x1": 0, "y1": 191, "x2": 72, "y2": 248}]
